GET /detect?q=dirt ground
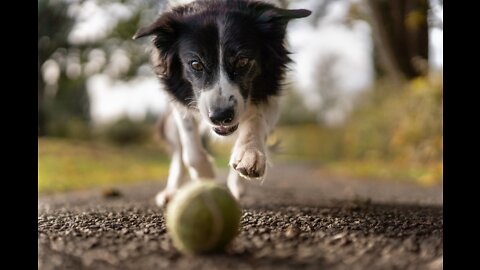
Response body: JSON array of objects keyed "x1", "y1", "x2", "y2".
[{"x1": 38, "y1": 163, "x2": 443, "y2": 270}]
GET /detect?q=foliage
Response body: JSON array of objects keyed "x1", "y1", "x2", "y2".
[
  {"x1": 98, "y1": 117, "x2": 153, "y2": 146},
  {"x1": 278, "y1": 87, "x2": 317, "y2": 125},
  {"x1": 38, "y1": 0, "x2": 78, "y2": 135},
  {"x1": 344, "y1": 74, "x2": 443, "y2": 166},
  {"x1": 43, "y1": 77, "x2": 92, "y2": 139},
  {"x1": 272, "y1": 74, "x2": 442, "y2": 184},
  {"x1": 38, "y1": 0, "x2": 159, "y2": 136}
]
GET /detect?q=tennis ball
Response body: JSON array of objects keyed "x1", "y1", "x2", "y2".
[{"x1": 166, "y1": 180, "x2": 242, "y2": 254}]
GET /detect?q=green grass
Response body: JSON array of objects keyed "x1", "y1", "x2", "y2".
[{"x1": 38, "y1": 138, "x2": 171, "y2": 193}]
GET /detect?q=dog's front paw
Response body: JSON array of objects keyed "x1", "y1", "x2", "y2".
[
  {"x1": 155, "y1": 189, "x2": 176, "y2": 207},
  {"x1": 230, "y1": 147, "x2": 266, "y2": 180}
]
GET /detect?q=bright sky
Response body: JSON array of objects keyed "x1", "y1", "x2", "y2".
[
  {"x1": 58, "y1": 0, "x2": 443, "y2": 125},
  {"x1": 287, "y1": 0, "x2": 374, "y2": 125},
  {"x1": 87, "y1": 74, "x2": 169, "y2": 125}
]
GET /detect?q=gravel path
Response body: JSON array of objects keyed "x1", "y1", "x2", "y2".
[{"x1": 38, "y1": 163, "x2": 443, "y2": 270}]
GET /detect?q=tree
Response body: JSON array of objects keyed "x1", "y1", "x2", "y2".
[
  {"x1": 38, "y1": 0, "x2": 76, "y2": 135},
  {"x1": 38, "y1": 0, "x2": 159, "y2": 137},
  {"x1": 366, "y1": 0, "x2": 430, "y2": 81}
]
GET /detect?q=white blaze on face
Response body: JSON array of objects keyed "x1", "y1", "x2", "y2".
[
  {"x1": 198, "y1": 69, "x2": 246, "y2": 127},
  {"x1": 198, "y1": 39, "x2": 246, "y2": 127}
]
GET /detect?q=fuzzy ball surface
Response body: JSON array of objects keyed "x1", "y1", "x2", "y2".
[{"x1": 166, "y1": 180, "x2": 242, "y2": 254}]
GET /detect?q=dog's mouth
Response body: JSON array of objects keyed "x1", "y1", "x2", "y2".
[{"x1": 212, "y1": 123, "x2": 239, "y2": 136}]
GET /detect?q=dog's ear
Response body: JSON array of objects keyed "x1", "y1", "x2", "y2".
[
  {"x1": 132, "y1": 24, "x2": 156, "y2": 40},
  {"x1": 274, "y1": 8, "x2": 312, "y2": 20},
  {"x1": 249, "y1": 3, "x2": 311, "y2": 36},
  {"x1": 132, "y1": 15, "x2": 179, "y2": 40},
  {"x1": 250, "y1": 3, "x2": 311, "y2": 24},
  {"x1": 133, "y1": 15, "x2": 181, "y2": 78}
]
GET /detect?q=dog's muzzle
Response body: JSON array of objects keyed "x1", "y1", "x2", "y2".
[
  {"x1": 209, "y1": 107, "x2": 239, "y2": 136},
  {"x1": 209, "y1": 107, "x2": 234, "y2": 125},
  {"x1": 213, "y1": 123, "x2": 239, "y2": 136}
]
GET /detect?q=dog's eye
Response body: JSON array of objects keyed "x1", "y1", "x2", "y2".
[
  {"x1": 236, "y1": 57, "x2": 249, "y2": 69},
  {"x1": 190, "y1": 61, "x2": 204, "y2": 71}
]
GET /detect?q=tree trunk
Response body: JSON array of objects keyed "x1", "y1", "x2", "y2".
[
  {"x1": 367, "y1": 0, "x2": 429, "y2": 81},
  {"x1": 38, "y1": 65, "x2": 46, "y2": 137}
]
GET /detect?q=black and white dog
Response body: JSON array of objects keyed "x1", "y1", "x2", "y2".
[{"x1": 133, "y1": 0, "x2": 310, "y2": 206}]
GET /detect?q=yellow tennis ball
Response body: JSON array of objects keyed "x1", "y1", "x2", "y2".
[{"x1": 166, "y1": 180, "x2": 242, "y2": 254}]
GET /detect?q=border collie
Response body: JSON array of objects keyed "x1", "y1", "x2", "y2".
[{"x1": 133, "y1": 0, "x2": 311, "y2": 206}]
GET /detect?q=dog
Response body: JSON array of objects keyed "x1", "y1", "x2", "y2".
[{"x1": 133, "y1": 0, "x2": 311, "y2": 206}]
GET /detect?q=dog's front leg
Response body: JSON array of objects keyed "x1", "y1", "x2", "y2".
[
  {"x1": 230, "y1": 99, "x2": 279, "y2": 180},
  {"x1": 172, "y1": 106, "x2": 215, "y2": 180},
  {"x1": 155, "y1": 112, "x2": 187, "y2": 206}
]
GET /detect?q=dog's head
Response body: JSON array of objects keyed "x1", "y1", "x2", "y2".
[{"x1": 133, "y1": 0, "x2": 310, "y2": 136}]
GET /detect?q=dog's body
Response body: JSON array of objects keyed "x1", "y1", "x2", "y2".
[{"x1": 133, "y1": 0, "x2": 311, "y2": 206}]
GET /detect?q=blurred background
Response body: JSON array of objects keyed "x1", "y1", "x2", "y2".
[{"x1": 38, "y1": 0, "x2": 443, "y2": 194}]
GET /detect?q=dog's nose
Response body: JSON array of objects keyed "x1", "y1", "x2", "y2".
[{"x1": 209, "y1": 107, "x2": 234, "y2": 125}]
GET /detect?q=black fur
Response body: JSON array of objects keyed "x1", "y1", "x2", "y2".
[{"x1": 133, "y1": 0, "x2": 311, "y2": 107}]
